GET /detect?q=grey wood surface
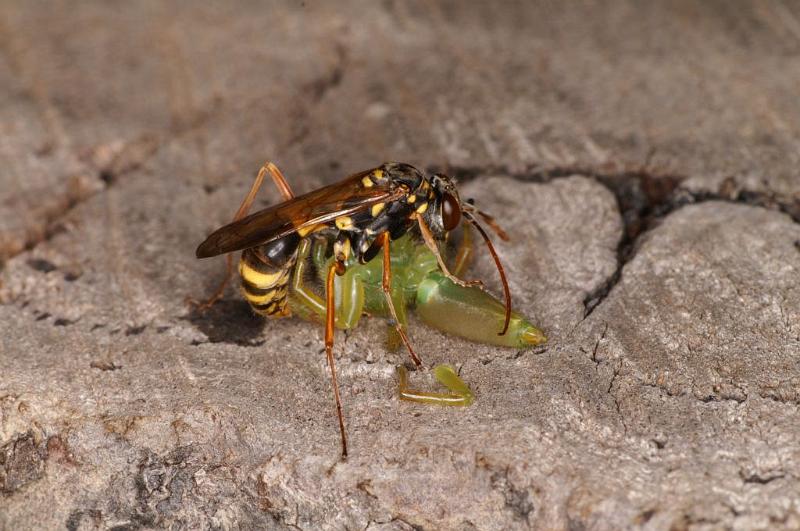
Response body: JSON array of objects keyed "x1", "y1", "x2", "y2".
[{"x1": 2, "y1": 2, "x2": 799, "y2": 529}]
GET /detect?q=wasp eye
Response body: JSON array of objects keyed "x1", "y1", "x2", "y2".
[{"x1": 441, "y1": 193, "x2": 461, "y2": 231}]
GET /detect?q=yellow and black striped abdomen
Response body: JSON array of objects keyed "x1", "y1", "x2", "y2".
[{"x1": 239, "y1": 245, "x2": 296, "y2": 317}]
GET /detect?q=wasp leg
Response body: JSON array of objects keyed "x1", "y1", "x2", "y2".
[
  {"x1": 397, "y1": 364, "x2": 474, "y2": 406},
  {"x1": 385, "y1": 285, "x2": 408, "y2": 352},
  {"x1": 325, "y1": 260, "x2": 348, "y2": 458},
  {"x1": 190, "y1": 162, "x2": 296, "y2": 311},
  {"x1": 290, "y1": 239, "x2": 366, "y2": 329},
  {"x1": 416, "y1": 216, "x2": 482, "y2": 289},
  {"x1": 415, "y1": 271, "x2": 546, "y2": 348},
  {"x1": 381, "y1": 232, "x2": 422, "y2": 367},
  {"x1": 261, "y1": 161, "x2": 295, "y2": 203}
]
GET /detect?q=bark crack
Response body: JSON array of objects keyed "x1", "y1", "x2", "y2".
[{"x1": 436, "y1": 163, "x2": 800, "y2": 319}]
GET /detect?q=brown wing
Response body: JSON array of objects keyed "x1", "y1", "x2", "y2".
[{"x1": 196, "y1": 169, "x2": 403, "y2": 258}]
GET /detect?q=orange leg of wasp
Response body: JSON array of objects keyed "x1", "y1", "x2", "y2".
[
  {"x1": 263, "y1": 161, "x2": 295, "y2": 203},
  {"x1": 381, "y1": 232, "x2": 423, "y2": 367},
  {"x1": 189, "y1": 162, "x2": 296, "y2": 311},
  {"x1": 416, "y1": 215, "x2": 482, "y2": 289},
  {"x1": 325, "y1": 260, "x2": 349, "y2": 457}
]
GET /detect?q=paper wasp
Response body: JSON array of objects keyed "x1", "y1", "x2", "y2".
[{"x1": 194, "y1": 162, "x2": 546, "y2": 457}]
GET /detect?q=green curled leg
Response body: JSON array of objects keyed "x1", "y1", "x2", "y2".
[
  {"x1": 397, "y1": 364, "x2": 474, "y2": 406},
  {"x1": 288, "y1": 238, "x2": 365, "y2": 330},
  {"x1": 415, "y1": 271, "x2": 546, "y2": 348}
]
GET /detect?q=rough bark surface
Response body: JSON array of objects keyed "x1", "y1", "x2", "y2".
[{"x1": 1, "y1": 2, "x2": 799, "y2": 529}]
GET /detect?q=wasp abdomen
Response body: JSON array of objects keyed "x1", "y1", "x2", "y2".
[{"x1": 239, "y1": 234, "x2": 300, "y2": 317}]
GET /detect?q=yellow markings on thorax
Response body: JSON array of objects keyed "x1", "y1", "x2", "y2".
[
  {"x1": 335, "y1": 216, "x2": 354, "y2": 230},
  {"x1": 298, "y1": 224, "x2": 321, "y2": 237},
  {"x1": 239, "y1": 261, "x2": 285, "y2": 287},
  {"x1": 363, "y1": 169, "x2": 384, "y2": 188},
  {"x1": 334, "y1": 237, "x2": 351, "y2": 260},
  {"x1": 407, "y1": 194, "x2": 416, "y2": 204},
  {"x1": 416, "y1": 202, "x2": 429, "y2": 214},
  {"x1": 371, "y1": 202, "x2": 385, "y2": 217}
]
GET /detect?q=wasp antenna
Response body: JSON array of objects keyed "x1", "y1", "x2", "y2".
[
  {"x1": 464, "y1": 212, "x2": 511, "y2": 336},
  {"x1": 476, "y1": 210, "x2": 510, "y2": 242},
  {"x1": 462, "y1": 202, "x2": 510, "y2": 242}
]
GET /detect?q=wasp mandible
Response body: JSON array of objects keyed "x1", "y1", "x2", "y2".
[{"x1": 194, "y1": 162, "x2": 546, "y2": 457}]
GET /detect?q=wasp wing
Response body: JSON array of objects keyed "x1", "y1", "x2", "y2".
[{"x1": 196, "y1": 169, "x2": 402, "y2": 258}]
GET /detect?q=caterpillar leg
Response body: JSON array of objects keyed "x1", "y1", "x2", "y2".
[
  {"x1": 290, "y1": 239, "x2": 366, "y2": 330},
  {"x1": 449, "y1": 221, "x2": 475, "y2": 278},
  {"x1": 397, "y1": 364, "x2": 474, "y2": 406}
]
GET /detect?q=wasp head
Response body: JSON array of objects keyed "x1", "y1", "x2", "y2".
[{"x1": 426, "y1": 173, "x2": 463, "y2": 237}]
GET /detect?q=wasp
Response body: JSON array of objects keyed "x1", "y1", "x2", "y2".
[{"x1": 194, "y1": 162, "x2": 546, "y2": 457}]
